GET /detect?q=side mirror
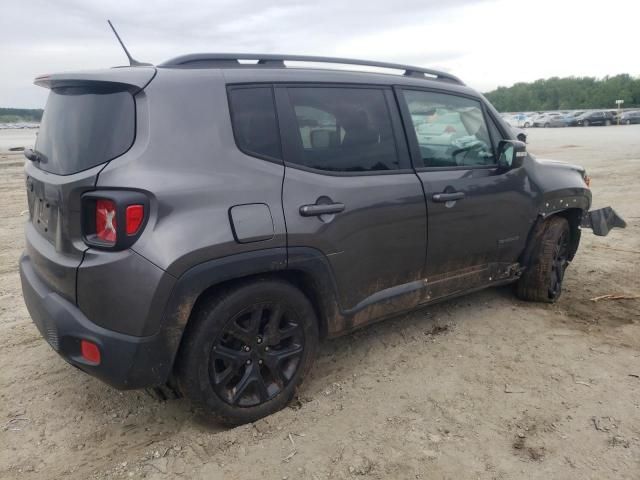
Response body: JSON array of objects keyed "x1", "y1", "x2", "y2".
[{"x1": 497, "y1": 140, "x2": 526, "y2": 169}]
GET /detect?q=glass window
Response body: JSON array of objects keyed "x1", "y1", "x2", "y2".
[
  {"x1": 228, "y1": 87, "x2": 282, "y2": 160},
  {"x1": 36, "y1": 86, "x2": 135, "y2": 175},
  {"x1": 286, "y1": 87, "x2": 400, "y2": 172},
  {"x1": 402, "y1": 90, "x2": 496, "y2": 168}
]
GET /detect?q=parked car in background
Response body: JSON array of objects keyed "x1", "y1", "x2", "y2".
[
  {"x1": 619, "y1": 111, "x2": 640, "y2": 125},
  {"x1": 574, "y1": 110, "x2": 616, "y2": 126},
  {"x1": 511, "y1": 126, "x2": 527, "y2": 142},
  {"x1": 533, "y1": 113, "x2": 568, "y2": 128},
  {"x1": 508, "y1": 114, "x2": 535, "y2": 128},
  {"x1": 563, "y1": 111, "x2": 585, "y2": 126}
]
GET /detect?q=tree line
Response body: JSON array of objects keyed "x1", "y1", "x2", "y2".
[
  {"x1": 0, "y1": 108, "x2": 43, "y2": 123},
  {"x1": 484, "y1": 74, "x2": 640, "y2": 112}
]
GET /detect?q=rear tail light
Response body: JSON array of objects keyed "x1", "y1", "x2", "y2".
[
  {"x1": 126, "y1": 204, "x2": 144, "y2": 235},
  {"x1": 96, "y1": 199, "x2": 117, "y2": 244},
  {"x1": 81, "y1": 191, "x2": 149, "y2": 250}
]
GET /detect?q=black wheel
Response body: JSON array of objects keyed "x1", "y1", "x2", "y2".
[
  {"x1": 583, "y1": 119, "x2": 590, "y2": 127},
  {"x1": 516, "y1": 217, "x2": 571, "y2": 303},
  {"x1": 177, "y1": 279, "x2": 319, "y2": 425},
  {"x1": 524, "y1": 122, "x2": 530, "y2": 128},
  {"x1": 625, "y1": 119, "x2": 631, "y2": 125},
  {"x1": 604, "y1": 119, "x2": 611, "y2": 126}
]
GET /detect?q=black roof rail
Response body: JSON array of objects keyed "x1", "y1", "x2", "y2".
[{"x1": 158, "y1": 53, "x2": 464, "y2": 85}]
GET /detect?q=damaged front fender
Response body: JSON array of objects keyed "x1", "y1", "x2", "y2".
[{"x1": 580, "y1": 207, "x2": 627, "y2": 236}]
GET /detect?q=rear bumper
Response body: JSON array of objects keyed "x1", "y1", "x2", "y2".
[{"x1": 19, "y1": 254, "x2": 173, "y2": 389}]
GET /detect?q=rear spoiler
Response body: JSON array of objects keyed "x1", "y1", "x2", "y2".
[{"x1": 34, "y1": 67, "x2": 156, "y2": 94}]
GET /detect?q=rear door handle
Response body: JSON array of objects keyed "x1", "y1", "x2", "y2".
[
  {"x1": 299, "y1": 202, "x2": 345, "y2": 217},
  {"x1": 432, "y1": 192, "x2": 465, "y2": 203}
]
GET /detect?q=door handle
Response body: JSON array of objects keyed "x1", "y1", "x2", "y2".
[
  {"x1": 432, "y1": 192, "x2": 465, "y2": 203},
  {"x1": 299, "y1": 202, "x2": 345, "y2": 217}
]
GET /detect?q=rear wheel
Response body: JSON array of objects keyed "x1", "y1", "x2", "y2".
[
  {"x1": 604, "y1": 119, "x2": 612, "y2": 126},
  {"x1": 177, "y1": 279, "x2": 319, "y2": 425},
  {"x1": 544, "y1": 122, "x2": 550, "y2": 128},
  {"x1": 516, "y1": 216, "x2": 571, "y2": 303},
  {"x1": 625, "y1": 119, "x2": 631, "y2": 125}
]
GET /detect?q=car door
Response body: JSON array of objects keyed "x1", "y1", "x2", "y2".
[
  {"x1": 397, "y1": 87, "x2": 536, "y2": 300},
  {"x1": 276, "y1": 85, "x2": 427, "y2": 316},
  {"x1": 592, "y1": 112, "x2": 603, "y2": 125}
]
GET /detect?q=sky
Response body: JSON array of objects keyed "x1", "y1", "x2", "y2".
[{"x1": 1, "y1": 0, "x2": 638, "y2": 108}]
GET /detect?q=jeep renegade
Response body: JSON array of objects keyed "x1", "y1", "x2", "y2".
[{"x1": 20, "y1": 54, "x2": 625, "y2": 425}]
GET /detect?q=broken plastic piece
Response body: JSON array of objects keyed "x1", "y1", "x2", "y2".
[{"x1": 580, "y1": 207, "x2": 626, "y2": 236}]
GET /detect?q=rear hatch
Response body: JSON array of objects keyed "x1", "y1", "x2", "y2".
[{"x1": 24, "y1": 67, "x2": 155, "y2": 302}]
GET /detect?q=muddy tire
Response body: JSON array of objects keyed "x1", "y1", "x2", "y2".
[
  {"x1": 176, "y1": 279, "x2": 319, "y2": 426},
  {"x1": 516, "y1": 216, "x2": 570, "y2": 303}
]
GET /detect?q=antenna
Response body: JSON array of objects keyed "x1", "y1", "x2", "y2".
[{"x1": 107, "y1": 20, "x2": 152, "y2": 67}]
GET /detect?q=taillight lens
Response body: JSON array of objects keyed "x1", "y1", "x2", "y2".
[
  {"x1": 96, "y1": 199, "x2": 117, "y2": 244},
  {"x1": 126, "y1": 204, "x2": 144, "y2": 235}
]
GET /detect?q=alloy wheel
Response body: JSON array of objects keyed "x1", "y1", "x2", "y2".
[
  {"x1": 209, "y1": 303, "x2": 305, "y2": 407},
  {"x1": 549, "y1": 231, "x2": 569, "y2": 300}
]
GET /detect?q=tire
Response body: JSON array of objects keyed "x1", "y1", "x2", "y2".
[
  {"x1": 516, "y1": 216, "x2": 571, "y2": 303},
  {"x1": 604, "y1": 119, "x2": 611, "y2": 126},
  {"x1": 544, "y1": 122, "x2": 549, "y2": 128},
  {"x1": 524, "y1": 122, "x2": 530, "y2": 128},
  {"x1": 177, "y1": 279, "x2": 319, "y2": 425},
  {"x1": 625, "y1": 119, "x2": 631, "y2": 125},
  {"x1": 583, "y1": 120, "x2": 590, "y2": 127}
]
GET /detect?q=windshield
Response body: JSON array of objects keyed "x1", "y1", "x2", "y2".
[{"x1": 35, "y1": 86, "x2": 135, "y2": 175}]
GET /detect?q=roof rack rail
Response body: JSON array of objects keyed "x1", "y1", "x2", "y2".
[{"x1": 158, "y1": 53, "x2": 464, "y2": 85}]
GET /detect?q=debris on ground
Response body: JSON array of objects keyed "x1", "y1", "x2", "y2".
[{"x1": 590, "y1": 294, "x2": 640, "y2": 302}]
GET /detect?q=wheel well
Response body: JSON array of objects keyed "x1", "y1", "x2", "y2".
[
  {"x1": 186, "y1": 270, "x2": 330, "y2": 339},
  {"x1": 520, "y1": 208, "x2": 584, "y2": 268},
  {"x1": 551, "y1": 208, "x2": 583, "y2": 260}
]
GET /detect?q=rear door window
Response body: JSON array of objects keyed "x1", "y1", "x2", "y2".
[
  {"x1": 401, "y1": 90, "x2": 496, "y2": 168},
  {"x1": 35, "y1": 86, "x2": 135, "y2": 175},
  {"x1": 283, "y1": 87, "x2": 400, "y2": 173},
  {"x1": 228, "y1": 87, "x2": 282, "y2": 161}
]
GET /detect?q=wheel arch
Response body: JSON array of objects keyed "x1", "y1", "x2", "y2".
[
  {"x1": 157, "y1": 247, "x2": 341, "y2": 383},
  {"x1": 520, "y1": 207, "x2": 584, "y2": 268}
]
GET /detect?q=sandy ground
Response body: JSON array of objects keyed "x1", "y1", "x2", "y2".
[{"x1": 0, "y1": 126, "x2": 638, "y2": 479}]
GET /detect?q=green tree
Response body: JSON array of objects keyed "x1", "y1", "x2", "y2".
[{"x1": 484, "y1": 75, "x2": 640, "y2": 111}]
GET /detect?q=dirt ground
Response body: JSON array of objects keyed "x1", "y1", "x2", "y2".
[{"x1": 0, "y1": 126, "x2": 638, "y2": 479}]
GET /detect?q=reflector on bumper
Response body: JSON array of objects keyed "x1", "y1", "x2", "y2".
[{"x1": 581, "y1": 207, "x2": 627, "y2": 236}]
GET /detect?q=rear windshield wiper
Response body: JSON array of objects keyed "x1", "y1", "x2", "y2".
[{"x1": 24, "y1": 148, "x2": 47, "y2": 164}]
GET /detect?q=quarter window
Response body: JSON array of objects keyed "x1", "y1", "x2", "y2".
[
  {"x1": 228, "y1": 87, "x2": 282, "y2": 160},
  {"x1": 285, "y1": 87, "x2": 400, "y2": 172},
  {"x1": 402, "y1": 90, "x2": 496, "y2": 168}
]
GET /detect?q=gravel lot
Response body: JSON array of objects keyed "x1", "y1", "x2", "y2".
[{"x1": 0, "y1": 126, "x2": 639, "y2": 479}]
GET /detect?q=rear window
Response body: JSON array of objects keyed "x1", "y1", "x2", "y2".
[{"x1": 35, "y1": 86, "x2": 135, "y2": 175}]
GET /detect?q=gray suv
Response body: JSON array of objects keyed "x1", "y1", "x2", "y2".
[{"x1": 19, "y1": 54, "x2": 625, "y2": 425}]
